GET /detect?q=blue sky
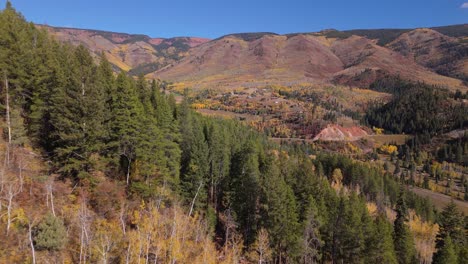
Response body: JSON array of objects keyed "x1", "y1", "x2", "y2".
[{"x1": 2, "y1": 0, "x2": 467, "y2": 38}]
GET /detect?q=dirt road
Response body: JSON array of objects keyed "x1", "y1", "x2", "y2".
[{"x1": 410, "y1": 187, "x2": 468, "y2": 214}]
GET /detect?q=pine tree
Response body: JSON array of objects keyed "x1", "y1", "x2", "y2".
[
  {"x1": 96, "y1": 53, "x2": 116, "y2": 145},
  {"x1": 109, "y1": 72, "x2": 143, "y2": 184},
  {"x1": 433, "y1": 200, "x2": 466, "y2": 263},
  {"x1": 433, "y1": 236, "x2": 458, "y2": 264},
  {"x1": 27, "y1": 36, "x2": 62, "y2": 150},
  {"x1": 366, "y1": 214, "x2": 398, "y2": 264},
  {"x1": 34, "y1": 213, "x2": 67, "y2": 251},
  {"x1": 259, "y1": 157, "x2": 300, "y2": 262},
  {"x1": 135, "y1": 74, "x2": 153, "y2": 116},
  {"x1": 393, "y1": 192, "x2": 417, "y2": 264},
  {"x1": 229, "y1": 143, "x2": 261, "y2": 247},
  {"x1": 150, "y1": 80, "x2": 172, "y2": 129},
  {"x1": 206, "y1": 121, "x2": 230, "y2": 210},
  {"x1": 49, "y1": 45, "x2": 106, "y2": 180}
]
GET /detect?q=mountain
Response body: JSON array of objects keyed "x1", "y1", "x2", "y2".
[
  {"x1": 388, "y1": 28, "x2": 467, "y2": 82},
  {"x1": 42, "y1": 24, "x2": 468, "y2": 91},
  {"x1": 152, "y1": 34, "x2": 344, "y2": 89},
  {"x1": 330, "y1": 34, "x2": 465, "y2": 89},
  {"x1": 39, "y1": 25, "x2": 210, "y2": 75},
  {"x1": 152, "y1": 30, "x2": 467, "y2": 90}
]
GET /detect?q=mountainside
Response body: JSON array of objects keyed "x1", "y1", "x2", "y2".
[
  {"x1": 330, "y1": 34, "x2": 465, "y2": 89},
  {"x1": 152, "y1": 34, "x2": 344, "y2": 89},
  {"x1": 42, "y1": 24, "x2": 468, "y2": 91},
  {"x1": 153, "y1": 31, "x2": 467, "y2": 90},
  {"x1": 388, "y1": 28, "x2": 468, "y2": 82},
  {"x1": 39, "y1": 25, "x2": 210, "y2": 74}
]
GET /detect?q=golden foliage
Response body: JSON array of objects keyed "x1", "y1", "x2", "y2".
[
  {"x1": 191, "y1": 103, "x2": 207, "y2": 109},
  {"x1": 125, "y1": 206, "x2": 218, "y2": 264},
  {"x1": 373, "y1": 126, "x2": 384, "y2": 135},
  {"x1": 366, "y1": 202, "x2": 378, "y2": 217},
  {"x1": 408, "y1": 211, "x2": 439, "y2": 264},
  {"x1": 346, "y1": 142, "x2": 361, "y2": 154},
  {"x1": 379, "y1": 144, "x2": 398, "y2": 154}
]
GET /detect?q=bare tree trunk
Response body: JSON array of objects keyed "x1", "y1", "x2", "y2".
[
  {"x1": 46, "y1": 180, "x2": 56, "y2": 216},
  {"x1": 1, "y1": 153, "x2": 6, "y2": 193},
  {"x1": 80, "y1": 225, "x2": 85, "y2": 264},
  {"x1": 188, "y1": 181, "x2": 203, "y2": 217},
  {"x1": 126, "y1": 156, "x2": 131, "y2": 186},
  {"x1": 28, "y1": 220, "x2": 36, "y2": 264},
  {"x1": 5, "y1": 182, "x2": 19, "y2": 236},
  {"x1": 126, "y1": 243, "x2": 131, "y2": 264},
  {"x1": 120, "y1": 203, "x2": 126, "y2": 235},
  {"x1": 145, "y1": 233, "x2": 150, "y2": 264},
  {"x1": 18, "y1": 155, "x2": 25, "y2": 193},
  {"x1": 79, "y1": 198, "x2": 90, "y2": 264},
  {"x1": 137, "y1": 227, "x2": 143, "y2": 264}
]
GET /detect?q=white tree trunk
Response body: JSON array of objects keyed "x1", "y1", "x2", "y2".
[
  {"x1": 188, "y1": 182, "x2": 203, "y2": 217},
  {"x1": 5, "y1": 183, "x2": 19, "y2": 236},
  {"x1": 28, "y1": 220, "x2": 36, "y2": 264}
]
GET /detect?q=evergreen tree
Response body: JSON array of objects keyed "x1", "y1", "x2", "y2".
[
  {"x1": 229, "y1": 143, "x2": 261, "y2": 247},
  {"x1": 433, "y1": 236, "x2": 458, "y2": 264},
  {"x1": 366, "y1": 214, "x2": 398, "y2": 264},
  {"x1": 206, "y1": 121, "x2": 230, "y2": 210},
  {"x1": 34, "y1": 213, "x2": 67, "y2": 251},
  {"x1": 259, "y1": 157, "x2": 300, "y2": 262},
  {"x1": 96, "y1": 53, "x2": 116, "y2": 145},
  {"x1": 393, "y1": 192, "x2": 417, "y2": 264},
  {"x1": 49, "y1": 45, "x2": 105, "y2": 180},
  {"x1": 109, "y1": 72, "x2": 142, "y2": 184},
  {"x1": 147, "y1": 80, "x2": 181, "y2": 190},
  {"x1": 433, "y1": 200, "x2": 466, "y2": 263}
]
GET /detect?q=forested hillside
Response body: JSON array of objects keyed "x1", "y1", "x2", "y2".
[
  {"x1": 365, "y1": 76, "x2": 468, "y2": 135},
  {"x1": 0, "y1": 2, "x2": 467, "y2": 264}
]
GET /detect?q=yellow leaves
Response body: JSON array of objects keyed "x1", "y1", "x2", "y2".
[
  {"x1": 346, "y1": 142, "x2": 361, "y2": 154},
  {"x1": 408, "y1": 211, "x2": 439, "y2": 263},
  {"x1": 3, "y1": 208, "x2": 28, "y2": 231},
  {"x1": 366, "y1": 202, "x2": 378, "y2": 217},
  {"x1": 379, "y1": 144, "x2": 398, "y2": 154},
  {"x1": 90, "y1": 219, "x2": 123, "y2": 263},
  {"x1": 124, "y1": 205, "x2": 220, "y2": 264},
  {"x1": 246, "y1": 228, "x2": 272, "y2": 263},
  {"x1": 131, "y1": 210, "x2": 141, "y2": 226},
  {"x1": 191, "y1": 103, "x2": 207, "y2": 109},
  {"x1": 373, "y1": 126, "x2": 384, "y2": 135}
]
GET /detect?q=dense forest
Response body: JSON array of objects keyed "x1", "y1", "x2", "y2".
[
  {"x1": 365, "y1": 76, "x2": 468, "y2": 136},
  {"x1": 0, "y1": 2, "x2": 467, "y2": 264}
]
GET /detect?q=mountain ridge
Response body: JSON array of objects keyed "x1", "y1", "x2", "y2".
[{"x1": 41, "y1": 23, "x2": 468, "y2": 90}]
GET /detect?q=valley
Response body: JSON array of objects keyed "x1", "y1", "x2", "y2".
[{"x1": 0, "y1": 1, "x2": 467, "y2": 263}]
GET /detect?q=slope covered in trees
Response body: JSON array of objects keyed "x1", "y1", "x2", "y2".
[
  {"x1": 365, "y1": 77, "x2": 468, "y2": 136},
  {"x1": 0, "y1": 2, "x2": 467, "y2": 263}
]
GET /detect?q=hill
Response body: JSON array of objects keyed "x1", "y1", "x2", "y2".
[
  {"x1": 152, "y1": 32, "x2": 466, "y2": 91},
  {"x1": 39, "y1": 25, "x2": 210, "y2": 75},
  {"x1": 41, "y1": 24, "x2": 468, "y2": 91},
  {"x1": 388, "y1": 28, "x2": 468, "y2": 82}
]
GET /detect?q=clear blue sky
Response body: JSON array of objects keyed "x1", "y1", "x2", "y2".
[{"x1": 2, "y1": 0, "x2": 468, "y2": 38}]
